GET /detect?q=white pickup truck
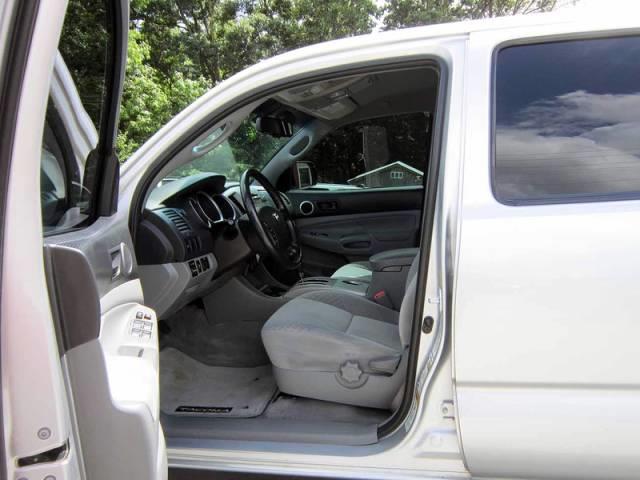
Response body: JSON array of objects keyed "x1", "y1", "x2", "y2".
[{"x1": 1, "y1": 1, "x2": 639, "y2": 480}]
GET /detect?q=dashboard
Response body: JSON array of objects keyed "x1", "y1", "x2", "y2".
[
  {"x1": 137, "y1": 173, "x2": 251, "y2": 268},
  {"x1": 135, "y1": 172, "x2": 287, "y2": 318}
]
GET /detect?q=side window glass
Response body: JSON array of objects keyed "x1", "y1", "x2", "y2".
[
  {"x1": 41, "y1": 101, "x2": 81, "y2": 231},
  {"x1": 40, "y1": 0, "x2": 108, "y2": 233},
  {"x1": 301, "y1": 113, "x2": 430, "y2": 191},
  {"x1": 494, "y1": 36, "x2": 640, "y2": 204}
]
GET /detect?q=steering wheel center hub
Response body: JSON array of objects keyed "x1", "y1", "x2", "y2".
[
  {"x1": 258, "y1": 206, "x2": 289, "y2": 248},
  {"x1": 240, "y1": 168, "x2": 302, "y2": 270}
]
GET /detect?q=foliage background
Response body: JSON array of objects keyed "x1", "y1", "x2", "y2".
[{"x1": 64, "y1": 0, "x2": 559, "y2": 161}]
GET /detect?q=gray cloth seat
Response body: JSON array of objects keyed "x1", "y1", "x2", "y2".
[{"x1": 262, "y1": 255, "x2": 419, "y2": 409}]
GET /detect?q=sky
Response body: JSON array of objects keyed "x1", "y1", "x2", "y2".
[
  {"x1": 372, "y1": 0, "x2": 640, "y2": 31},
  {"x1": 372, "y1": 0, "x2": 640, "y2": 14},
  {"x1": 558, "y1": 0, "x2": 640, "y2": 11}
]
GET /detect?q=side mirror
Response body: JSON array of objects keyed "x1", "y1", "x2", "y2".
[
  {"x1": 293, "y1": 161, "x2": 316, "y2": 189},
  {"x1": 256, "y1": 115, "x2": 294, "y2": 137}
]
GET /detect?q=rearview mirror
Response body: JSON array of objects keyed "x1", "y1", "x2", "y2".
[
  {"x1": 293, "y1": 161, "x2": 316, "y2": 189},
  {"x1": 256, "y1": 115, "x2": 294, "y2": 137}
]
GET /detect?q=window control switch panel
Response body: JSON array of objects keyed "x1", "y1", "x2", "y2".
[{"x1": 130, "y1": 309, "x2": 155, "y2": 340}]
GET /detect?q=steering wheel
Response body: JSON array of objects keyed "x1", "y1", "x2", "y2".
[{"x1": 240, "y1": 168, "x2": 302, "y2": 270}]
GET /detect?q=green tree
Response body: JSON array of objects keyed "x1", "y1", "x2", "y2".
[
  {"x1": 130, "y1": 0, "x2": 380, "y2": 85},
  {"x1": 118, "y1": 0, "x2": 380, "y2": 159},
  {"x1": 59, "y1": 0, "x2": 109, "y2": 129},
  {"x1": 116, "y1": 0, "x2": 559, "y2": 160},
  {"x1": 117, "y1": 28, "x2": 210, "y2": 159},
  {"x1": 383, "y1": 0, "x2": 557, "y2": 29}
]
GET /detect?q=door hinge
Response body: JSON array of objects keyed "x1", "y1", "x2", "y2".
[{"x1": 17, "y1": 441, "x2": 68, "y2": 467}]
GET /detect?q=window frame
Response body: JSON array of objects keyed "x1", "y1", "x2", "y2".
[
  {"x1": 0, "y1": 0, "x2": 41, "y2": 474},
  {"x1": 41, "y1": 97, "x2": 90, "y2": 231},
  {"x1": 490, "y1": 33, "x2": 640, "y2": 207},
  {"x1": 42, "y1": 0, "x2": 128, "y2": 237}
]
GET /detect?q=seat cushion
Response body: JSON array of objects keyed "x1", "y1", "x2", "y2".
[
  {"x1": 330, "y1": 261, "x2": 372, "y2": 281},
  {"x1": 262, "y1": 290, "x2": 401, "y2": 374}
]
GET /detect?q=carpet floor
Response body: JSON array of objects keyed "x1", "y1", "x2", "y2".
[{"x1": 160, "y1": 348, "x2": 277, "y2": 418}]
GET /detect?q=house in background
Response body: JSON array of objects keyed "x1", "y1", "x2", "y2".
[{"x1": 348, "y1": 160, "x2": 423, "y2": 188}]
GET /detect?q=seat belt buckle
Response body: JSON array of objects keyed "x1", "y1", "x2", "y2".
[{"x1": 372, "y1": 289, "x2": 393, "y2": 308}]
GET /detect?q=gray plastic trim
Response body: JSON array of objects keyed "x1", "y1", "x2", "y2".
[
  {"x1": 162, "y1": 414, "x2": 378, "y2": 446},
  {"x1": 139, "y1": 253, "x2": 217, "y2": 319},
  {"x1": 44, "y1": 244, "x2": 101, "y2": 352},
  {"x1": 66, "y1": 339, "x2": 161, "y2": 480},
  {"x1": 44, "y1": 215, "x2": 139, "y2": 298},
  {"x1": 273, "y1": 352, "x2": 407, "y2": 410}
]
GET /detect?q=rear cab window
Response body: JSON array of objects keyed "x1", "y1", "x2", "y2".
[{"x1": 493, "y1": 36, "x2": 640, "y2": 204}]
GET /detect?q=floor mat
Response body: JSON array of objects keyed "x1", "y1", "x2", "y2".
[
  {"x1": 161, "y1": 304, "x2": 270, "y2": 367},
  {"x1": 160, "y1": 348, "x2": 277, "y2": 418}
]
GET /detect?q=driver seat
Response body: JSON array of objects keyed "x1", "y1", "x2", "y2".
[{"x1": 262, "y1": 256, "x2": 419, "y2": 409}]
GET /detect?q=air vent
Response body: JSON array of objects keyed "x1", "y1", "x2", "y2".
[
  {"x1": 299, "y1": 200, "x2": 314, "y2": 216},
  {"x1": 164, "y1": 209, "x2": 192, "y2": 235},
  {"x1": 184, "y1": 236, "x2": 201, "y2": 256}
]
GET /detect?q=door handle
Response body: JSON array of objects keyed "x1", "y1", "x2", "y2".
[
  {"x1": 110, "y1": 243, "x2": 134, "y2": 280},
  {"x1": 340, "y1": 235, "x2": 371, "y2": 250},
  {"x1": 342, "y1": 240, "x2": 370, "y2": 249}
]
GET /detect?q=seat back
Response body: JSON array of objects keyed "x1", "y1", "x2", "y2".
[{"x1": 399, "y1": 254, "x2": 419, "y2": 347}]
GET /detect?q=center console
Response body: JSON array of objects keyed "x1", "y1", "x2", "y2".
[{"x1": 284, "y1": 248, "x2": 419, "y2": 309}]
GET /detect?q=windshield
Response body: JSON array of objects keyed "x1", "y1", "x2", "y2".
[{"x1": 170, "y1": 118, "x2": 295, "y2": 183}]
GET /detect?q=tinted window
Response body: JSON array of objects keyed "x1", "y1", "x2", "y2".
[
  {"x1": 301, "y1": 114, "x2": 429, "y2": 191},
  {"x1": 494, "y1": 36, "x2": 640, "y2": 204}
]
